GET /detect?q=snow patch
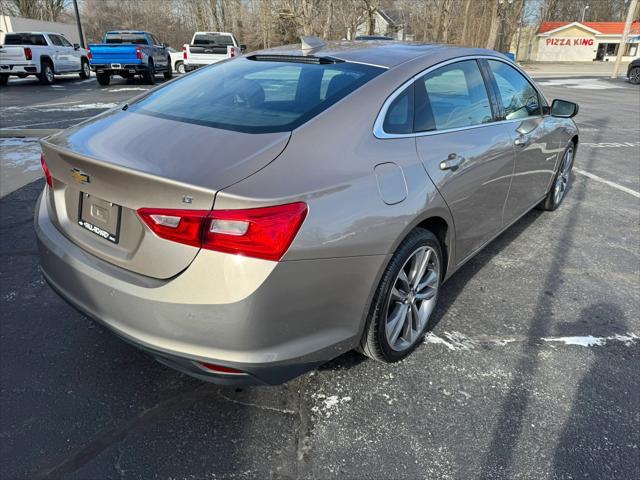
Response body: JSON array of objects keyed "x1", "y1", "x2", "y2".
[
  {"x1": 424, "y1": 331, "x2": 476, "y2": 351},
  {"x1": 311, "y1": 393, "x2": 351, "y2": 418},
  {"x1": 107, "y1": 88, "x2": 148, "y2": 92},
  {"x1": 542, "y1": 335, "x2": 604, "y2": 347}
]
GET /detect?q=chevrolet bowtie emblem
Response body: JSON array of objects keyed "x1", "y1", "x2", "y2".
[{"x1": 70, "y1": 168, "x2": 90, "y2": 184}]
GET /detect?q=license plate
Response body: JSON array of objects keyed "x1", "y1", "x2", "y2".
[
  {"x1": 110, "y1": 63, "x2": 122, "y2": 69},
  {"x1": 78, "y1": 193, "x2": 121, "y2": 244}
]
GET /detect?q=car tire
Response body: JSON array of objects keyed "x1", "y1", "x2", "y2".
[
  {"x1": 361, "y1": 228, "x2": 443, "y2": 363},
  {"x1": 143, "y1": 61, "x2": 156, "y2": 85},
  {"x1": 96, "y1": 72, "x2": 111, "y2": 86},
  {"x1": 629, "y1": 67, "x2": 640, "y2": 85},
  {"x1": 176, "y1": 61, "x2": 185, "y2": 74},
  {"x1": 79, "y1": 58, "x2": 90, "y2": 79},
  {"x1": 38, "y1": 61, "x2": 55, "y2": 85},
  {"x1": 163, "y1": 57, "x2": 173, "y2": 80},
  {"x1": 0, "y1": 74, "x2": 8, "y2": 86},
  {"x1": 537, "y1": 142, "x2": 575, "y2": 211}
]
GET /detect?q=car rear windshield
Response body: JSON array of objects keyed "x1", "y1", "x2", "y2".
[
  {"x1": 128, "y1": 58, "x2": 384, "y2": 133},
  {"x1": 193, "y1": 34, "x2": 234, "y2": 46},
  {"x1": 4, "y1": 33, "x2": 47, "y2": 46},
  {"x1": 105, "y1": 33, "x2": 148, "y2": 45}
]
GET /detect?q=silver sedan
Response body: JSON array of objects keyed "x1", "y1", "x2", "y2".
[{"x1": 36, "y1": 41, "x2": 579, "y2": 385}]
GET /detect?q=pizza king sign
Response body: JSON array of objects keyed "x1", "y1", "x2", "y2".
[{"x1": 546, "y1": 37, "x2": 594, "y2": 46}]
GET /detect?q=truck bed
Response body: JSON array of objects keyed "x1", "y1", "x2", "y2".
[{"x1": 89, "y1": 44, "x2": 142, "y2": 65}]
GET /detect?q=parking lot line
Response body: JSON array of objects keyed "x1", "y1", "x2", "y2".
[{"x1": 573, "y1": 168, "x2": 640, "y2": 198}]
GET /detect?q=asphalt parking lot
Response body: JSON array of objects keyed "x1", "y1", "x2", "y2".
[{"x1": 1, "y1": 73, "x2": 639, "y2": 479}]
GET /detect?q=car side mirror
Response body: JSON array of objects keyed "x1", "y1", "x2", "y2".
[
  {"x1": 73, "y1": 43, "x2": 80, "y2": 50},
  {"x1": 240, "y1": 44, "x2": 247, "y2": 52},
  {"x1": 551, "y1": 99, "x2": 578, "y2": 118}
]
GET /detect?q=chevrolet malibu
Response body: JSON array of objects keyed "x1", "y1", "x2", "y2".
[{"x1": 36, "y1": 41, "x2": 579, "y2": 385}]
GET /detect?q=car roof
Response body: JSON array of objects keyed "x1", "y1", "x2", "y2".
[
  {"x1": 8, "y1": 32, "x2": 61, "y2": 35},
  {"x1": 106, "y1": 31, "x2": 148, "y2": 34},
  {"x1": 251, "y1": 40, "x2": 506, "y2": 69}
]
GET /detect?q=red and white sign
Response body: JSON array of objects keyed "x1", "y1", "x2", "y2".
[{"x1": 545, "y1": 37, "x2": 594, "y2": 47}]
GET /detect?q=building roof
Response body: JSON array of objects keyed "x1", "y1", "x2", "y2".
[{"x1": 538, "y1": 21, "x2": 640, "y2": 35}]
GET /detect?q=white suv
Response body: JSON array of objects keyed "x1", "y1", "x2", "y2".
[{"x1": 0, "y1": 32, "x2": 90, "y2": 85}]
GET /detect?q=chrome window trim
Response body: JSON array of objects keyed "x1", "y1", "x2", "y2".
[{"x1": 373, "y1": 55, "x2": 547, "y2": 140}]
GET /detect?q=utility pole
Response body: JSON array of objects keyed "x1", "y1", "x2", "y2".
[
  {"x1": 72, "y1": 0, "x2": 85, "y2": 48},
  {"x1": 612, "y1": 0, "x2": 638, "y2": 79}
]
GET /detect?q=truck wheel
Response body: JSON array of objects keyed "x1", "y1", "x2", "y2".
[
  {"x1": 143, "y1": 61, "x2": 156, "y2": 85},
  {"x1": 38, "y1": 61, "x2": 55, "y2": 85},
  {"x1": 96, "y1": 72, "x2": 111, "y2": 86},
  {"x1": 175, "y1": 61, "x2": 185, "y2": 74},
  {"x1": 79, "y1": 58, "x2": 90, "y2": 79},
  {"x1": 0, "y1": 74, "x2": 8, "y2": 86},
  {"x1": 163, "y1": 57, "x2": 173, "y2": 80}
]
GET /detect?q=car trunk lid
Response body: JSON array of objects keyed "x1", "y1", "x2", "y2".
[{"x1": 41, "y1": 109, "x2": 291, "y2": 279}]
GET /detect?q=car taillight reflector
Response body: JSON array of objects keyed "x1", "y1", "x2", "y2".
[
  {"x1": 24, "y1": 47, "x2": 32, "y2": 61},
  {"x1": 136, "y1": 47, "x2": 142, "y2": 60},
  {"x1": 40, "y1": 153, "x2": 52, "y2": 188},
  {"x1": 137, "y1": 202, "x2": 308, "y2": 261},
  {"x1": 183, "y1": 46, "x2": 187, "y2": 60},
  {"x1": 197, "y1": 362, "x2": 246, "y2": 375}
]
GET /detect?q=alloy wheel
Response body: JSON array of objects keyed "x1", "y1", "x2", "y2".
[
  {"x1": 385, "y1": 246, "x2": 440, "y2": 351},
  {"x1": 553, "y1": 147, "x2": 573, "y2": 205},
  {"x1": 46, "y1": 65, "x2": 54, "y2": 82}
]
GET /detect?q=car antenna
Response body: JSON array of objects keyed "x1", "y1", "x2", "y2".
[{"x1": 300, "y1": 36, "x2": 325, "y2": 55}]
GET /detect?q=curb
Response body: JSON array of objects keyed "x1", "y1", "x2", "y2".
[{"x1": 0, "y1": 128, "x2": 61, "y2": 138}]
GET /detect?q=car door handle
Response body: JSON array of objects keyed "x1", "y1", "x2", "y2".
[
  {"x1": 514, "y1": 134, "x2": 530, "y2": 147},
  {"x1": 440, "y1": 153, "x2": 464, "y2": 171}
]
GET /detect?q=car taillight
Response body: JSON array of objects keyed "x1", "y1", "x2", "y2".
[
  {"x1": 136, "y1": 46, "x2": 142, "y2": 60},
  {"x1": 230, "y1": 47, "x2": 236, "y2": 58},
  {"x1": 87, "y1": 48, "x2": 92, "y2": 60},
  {"x1": 137, "y1": 202, "x2": 308, "y2": 261},
  {"x1": 183, "y1": 46, "x2": 187, "y2": 60},
  {"x1": 24, "y1": 47, "x2": 32, "y2": 60},
  {"x1": 40, "y1": 153, "x2": 52, "y2": 189}
]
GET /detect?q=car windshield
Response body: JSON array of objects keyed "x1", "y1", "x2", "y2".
[
  {"x1": 105, "y1": 33, "x2": 148, "y2": 44},
  {"x1": 128, "y1": 58, "x2": 384, "y2": 133},
  {"x1": 4, "y1": 33, "x2": 47, "y2": 46}
]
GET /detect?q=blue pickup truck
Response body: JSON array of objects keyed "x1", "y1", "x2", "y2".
[{"x1": 89, "y1": 31, "x2": 172, "y2": 86}]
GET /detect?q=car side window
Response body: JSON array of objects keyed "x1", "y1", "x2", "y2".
[
  {"x1": 48, "y1": 34, "x2": 63, "y2": 46},
  {"x1": 58, "y1": 35, "x2": 72, "y2": 47},
  {"x1": 383, "y1": 83, "x2": 414, "y2": 134},
  {"x1": 415, "y1": 60, "x2": 493, "y2": 132},
  {"x1": 487, "y1": 60, "x2": 541, "y2": 120}
]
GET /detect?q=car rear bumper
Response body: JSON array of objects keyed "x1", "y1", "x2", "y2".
[
  {"x1": 91, "y1": 63, "x2": 148, "y2": 74},
  {"x1": 0, "y1": 63, "x2": 38, "y2": 74},
  {"x1": 35, "y1": 188, "x2": 386, "y2": 384}
]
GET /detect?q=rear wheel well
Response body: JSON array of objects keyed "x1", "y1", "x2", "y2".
[
  {"x1": 41, "y1": 56, "x2": 53, "y2": 66},
  {"x1": 571, "y1": 134, "x2": 578, "y2": 148},
  {"x1": 415, "y1": 216, "x2": 449, "y2": 278}
]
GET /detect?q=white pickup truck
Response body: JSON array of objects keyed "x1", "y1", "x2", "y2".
[
  {"x1": 0, "y1": 31, "x2": 90, "y2": 85},
  {"x1": 182, "y1": 32, "x2": 245, "y2": 71}
]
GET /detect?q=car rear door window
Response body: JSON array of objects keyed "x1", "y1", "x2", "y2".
[
  {"x1": 129, "y1": 58, "x2": 384, "y2": 133},
  {"x1": 383, "y1": 84, "x2": 414, "y2": 134},
  {"x1": 487, "y1": 60, "x2": 541, "y2": 120},
  {"x1": 415, "y1": 60, "x2": 493, "y2": 132}
]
